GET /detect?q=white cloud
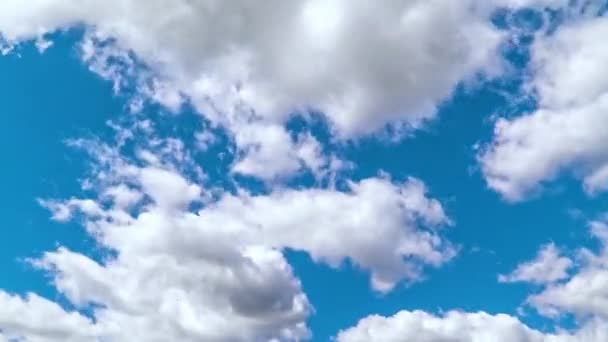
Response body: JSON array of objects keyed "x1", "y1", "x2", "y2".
[
  {"x1": 1, "y1": 126, "x2": 313, "y2": 341},
  {"x1": 526, "y1": 221, "x2": 608, "y2": 320},
  {"x1": 230, "y1": 123, "x2": 328, "y2": 180},
  {"x1": 2, "y1": 2, "x2": 596, "y2": 341},
  {"x1": 495, "y1": 0, "x2": 569, "y2": 6},
  {"x1": 0, "y1": 123, "x2": 454, "y2": 340},
  {"x1": 33, "y1": 246, "x2": 310, "y2": 342},
  {"x1": 0, "y1": 292, "x2": 97, "y2": 342},
  {"x1": 138, "y1": 166, "x2": 201, "y2": 210},
  {"x1": 200, "y1": 176, "x2": 454, "y2": 292},
  {"x1": 499, "y1": 243, "x2": 572, "y2": 284},
  {"x1": 0, "y1": 0, "x2": 509, "y2": 180},
  {"x1": 38, "y1": 198, "x2": 105, "y2": 222},
  {"x1": 102, "y1": 184, "x2": 143, "y2": 210},
  {"x1": 336, "y1": 310, "x2": 608, "y2": 342},
  {"x1": 6, "y1": 171, "x2": 312, "y2": 340},
  {"x1": 481, "y1": 14, "x2": 608, "y2": 200},
  {"x1": 337, "y1": 218, "x2": 608, "y2": 342}
]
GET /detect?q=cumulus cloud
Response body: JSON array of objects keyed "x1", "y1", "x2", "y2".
[
  {"x1": 0, "y1": 0, "x2": 505, "y2": 133},
  {"x1": 335, "y1": 310, "x2": 608, "y2": 342},
  {"x1": 199, "y1": 175, "x2": 454, "y2": 292},
  {"x1": 2, "y1": 2, "x2": 596, "y2": 341},
  {"x1": 0, "y1": 0, "x2": 510, "y2": 179},
  {"x1": 526, "y1": 221, "x2": 608, "y2": 320},
  {"x1": 337, "y1": 218, "x2": 608, "y2": 341},
  {"x1": 0, "y1": 122, "x2": 454, "y2": 341},
  {"x1": 495, "y1": 220, "x2": 608, "y2": 323},
  {"x1": 481, "y1": 13, "x2": 608, "y2": 200},
  {"x1": 0, "y1": 292, "x2": 97, "y2": 342},
  {"x1": 499, "y1": 243, "x2": 572, "y2": 284}
]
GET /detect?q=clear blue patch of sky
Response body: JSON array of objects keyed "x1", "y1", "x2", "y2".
[{"x1": 0, "y1": 30, "x2": 122, "y2": 299}]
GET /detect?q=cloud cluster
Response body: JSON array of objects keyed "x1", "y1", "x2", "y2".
[
  {"x1": 3, "y1": 0, "x2": 608, "y2": 340},
  {"x1": 481, "y1": 13, "x2": 608, "y2": 200},
  {"x1": 0, "y1": 0, "x2": 510, "y2": 180},
  {"x1": 336, "y1": 310, "x2": 608, "y2": 342},
  {"x1": 0, "y1": 292, "x2": 98, "y2": 342},
  {"x1": 0, "y1": 122, "x2": 452, "y2": 341},
  {"x1": 526, "y1": 221, "x2": 608, "y2": 320},
  {"x1": 338, "y1": 220, "x2": 608, "y2": 341}
]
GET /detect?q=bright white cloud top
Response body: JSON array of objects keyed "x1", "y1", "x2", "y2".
[
  {"x1": 481, "y1": 13, "x2": 608, "y2": 200},
  {"x1": 336, "y1": 310, "x2": 608, "y2": 342},
  {"x1": 0, "y1": 0, "x2": 510, "y2": 180}
]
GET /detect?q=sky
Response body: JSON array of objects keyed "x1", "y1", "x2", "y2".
[{"x1": 1, "y1": 1, "x2": 608, "y2": 341}]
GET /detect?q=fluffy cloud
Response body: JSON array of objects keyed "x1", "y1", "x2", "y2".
[
  {"x1": 198, "y1": 175, "x2": 454, "y2": 292},
  {"x1": 337, "y1": 218, "x2": 608, "y2": 341},
  {"x1": 0, "y1": 292, "x2": 97, "y2": 342},
  {"x1": 335, "y1": 310, "x2": 608, "y2": 342},
  {"x1": 526, "y1": 221, "x2": 608, "y2": 319},
  {"x1": 498, "y1": 220, "x2": 608, "y2": 323},
  {"x1": 0, "y1": 0, "x2": 509, "y2": 179},
  {"x1": 499, "y1": 243, "x2": 572, "y2": 284},
  {"x1": 0, "y1": 0, "x2": 504, "y2": 133},
  {"x1": 0, "y1": 127, "x2": 310, "y2": 341},
  {"x1": 481, "y1": 13, "x2": 608, "y2": 200},
  {"x1": 0, "y1": 123, "x2": 453, "y2": 341},
  {"x1": 3, "y1": 2, "x2": 597, "y2": 341}
]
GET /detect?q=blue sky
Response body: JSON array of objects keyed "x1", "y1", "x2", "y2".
[{"x1": 2, "y1": 1, "x2": 608, "y2": 341}]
